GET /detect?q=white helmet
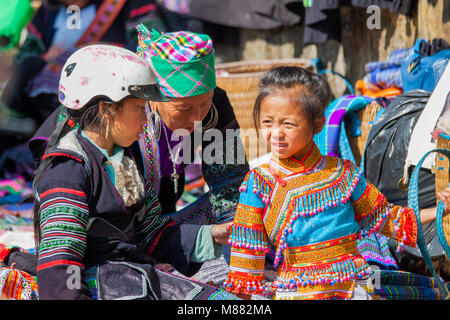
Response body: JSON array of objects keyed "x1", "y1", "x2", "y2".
[{"x1": 58, "y1": 44, "x2": 168, "y2": 110}]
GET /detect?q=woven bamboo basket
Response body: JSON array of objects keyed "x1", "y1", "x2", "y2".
[
  {"x1": 435, "y1": 133, "x2": 450, "y2": 246},
  {"x1": 216, "y1": 59, "x2": 313, "y2": 161},
  {"x1": 346, "y1": 101, "x2": 383, "y2": 166}
]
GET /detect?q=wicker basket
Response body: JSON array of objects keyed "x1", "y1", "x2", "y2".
[
  {"x1": 346, "y1": 101, "x2": 383, "y2": 166},
  {"x1": 435, "y1": 133, "x2": 450, "y2": 246},
  {"x1": 216, "y1": 59, "x2": 313, "y2": 161}
]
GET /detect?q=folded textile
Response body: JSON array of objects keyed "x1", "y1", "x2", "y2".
[
  {"x1": 365, "y1": 48, "x2": 414, "y2": 73},
  {"x1": 364, "y1": 67, "x2": 403, "y2": 90},
  {"x1": 0, "y1": 243, "x2": 33, "y2": 263},
  {"x1": 373, "y1": 269, "x2": 445, "y2": 300},
  {"x1": 2, "y1": 251, "x2": 37, "y2": 276},
  {"x1": 0, "y1": 243, "x2": 37, "y2": 276},
  {"x1": 314, "y1": 95, "x2": 374, "y2": 163},
  {"x1": 1, "y1": 202, "x2": 34, "y2": 219},
  {"x1": 0, "y1": 230, "x2": 35, "y2": 250},
  {"x1": 376, "y1": 269, "x2": 443, "y2": 288},
  {"x1": 0, "y1": 266, "x2": 38, "y2": 300},
  {"x1": 0, "y1": 210, "x2": 33, "y2": 231},
  {"x1": 364, "y1": 48, "x2": 414, "y2": 90},
  {"x1": 356, "y1": 80, "x2": 403, "y2": 98},
  {"x1": 0, "y1": 178, "x2": 33, "y2": 205},
  {"x1": 375, "y1": 285, "x2": 443, "y2": 300}
]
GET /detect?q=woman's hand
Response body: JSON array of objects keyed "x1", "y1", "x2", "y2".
[
  {"x1": 211, "y1": 222, "x2": 233, "y2": 245},
  {"x1": 438, "y1": 187, "x2": 450, "y2": 216},
  {"x1": 421, "y1": 187, "x2": 450, "y2": 224}
]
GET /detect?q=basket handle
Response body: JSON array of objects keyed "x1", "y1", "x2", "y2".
[
  {"x1": 408, "y1": 148, "x2": 450, "y2": 298},
  {"x1": 311, "y1": 58, "x2": 355, "y2": 95}
]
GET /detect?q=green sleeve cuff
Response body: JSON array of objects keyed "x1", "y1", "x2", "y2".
[{"x1": 190, "y1": 225, "x2": 222, "y2": 263}]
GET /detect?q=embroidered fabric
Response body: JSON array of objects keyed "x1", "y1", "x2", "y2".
[{"x1": 111, "y1": 155, "x2": 145, "y2": 208}]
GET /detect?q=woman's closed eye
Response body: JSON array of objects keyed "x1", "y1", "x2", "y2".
[{"x1": 176, "y1": 105, "x2": 192, "y2": 112}]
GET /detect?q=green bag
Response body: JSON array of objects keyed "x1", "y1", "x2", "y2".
[{"x1": 0, "y1": 0, "x2": 34, "y2": 50}]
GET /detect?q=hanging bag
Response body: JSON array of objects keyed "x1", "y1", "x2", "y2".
[{"x1": 408, "y1": 148, "x2": 450, "y2": 299}]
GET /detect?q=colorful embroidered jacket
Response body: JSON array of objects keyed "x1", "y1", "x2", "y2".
[{"x1": 224, "y1": 143, "x2": 418, "y2": 300}]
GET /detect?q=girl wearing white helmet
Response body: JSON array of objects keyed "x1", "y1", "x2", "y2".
[{"x1": 31, "y1": 44, "x2": 235, "y2": 300}]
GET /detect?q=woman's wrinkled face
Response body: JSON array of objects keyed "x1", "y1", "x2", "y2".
[
  {"x1": 108, "y1": 97, "x2": 148, "y2": 147},
  {"x1": 259, "y1": 91, "x2": 324, "y2": 161},
  {"x1": 154, "y1": 90, "x2": 214, "y2": 134}
]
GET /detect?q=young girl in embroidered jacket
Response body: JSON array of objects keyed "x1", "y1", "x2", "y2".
[
  {"x1": 32, "y1": 44, "x2": 234, "y2": 300},
  {"x1": 224, "y1": 66, "x2": 450, "y2": 300}
]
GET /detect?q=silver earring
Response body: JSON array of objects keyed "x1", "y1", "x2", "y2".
[
  {"x1": 152, "y1": 111, "x2": 162, "y2": 140},
  {"x1": 105, "y1": 119, "x2": 110, "y2": 141}
]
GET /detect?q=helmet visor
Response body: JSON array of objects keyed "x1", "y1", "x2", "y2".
[{"x1": 128, "y1": 84, "x2": 169, "y2": 102}]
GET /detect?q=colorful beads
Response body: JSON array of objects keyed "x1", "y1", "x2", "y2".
[
  {"x1": 223, "y1": 273, "x2": 265, "y2": 295},
  {"x1": 292, "y1": 169, "x2": 363, "y2": 220},
  {"x1": 269, "y1": 256, "x2": 369, "y2": 292},
  {"x1": 395, "y1": 230, "x2": 408, "y2": 253},
  {"x1": 228, "y1": 224, "x2": 270, "y2": 253}
]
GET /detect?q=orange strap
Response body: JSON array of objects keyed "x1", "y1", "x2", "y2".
[{"x1": 75, "y1": 0, "x2": 128, "y2": 47}]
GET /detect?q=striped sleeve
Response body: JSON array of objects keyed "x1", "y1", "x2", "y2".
[{"x1": 36, "y1": 158, "x2": 92, "y2": 300}]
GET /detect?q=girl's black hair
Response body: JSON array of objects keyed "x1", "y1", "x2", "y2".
[{"x1": 252, "y1": 66, "x2": 333, "y2": 133}]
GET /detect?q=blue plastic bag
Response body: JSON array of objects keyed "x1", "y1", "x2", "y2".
[{"x1": 401, "y1": 39, "x2": 450, "y2": 93}]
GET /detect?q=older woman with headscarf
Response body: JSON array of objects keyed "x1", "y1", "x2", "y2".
[{"x1": 134, "y1": 25, "x2": 249, "y2": 232}]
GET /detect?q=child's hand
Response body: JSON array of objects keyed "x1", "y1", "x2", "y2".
[
  {"x1": 438, "y1": 187, "x2": 450, "y2": 216},
  {"x1": 211, "y1": 222, "x2": 233, "y2": 245}
]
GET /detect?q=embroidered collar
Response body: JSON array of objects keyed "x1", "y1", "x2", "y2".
[{"x1": 269, "y1": 143, "x2": 322, "y2": 175}]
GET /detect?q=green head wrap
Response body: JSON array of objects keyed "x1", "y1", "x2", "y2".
[{"x1": 136, "y1": 24, "x2": 216, "y2": 98}]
